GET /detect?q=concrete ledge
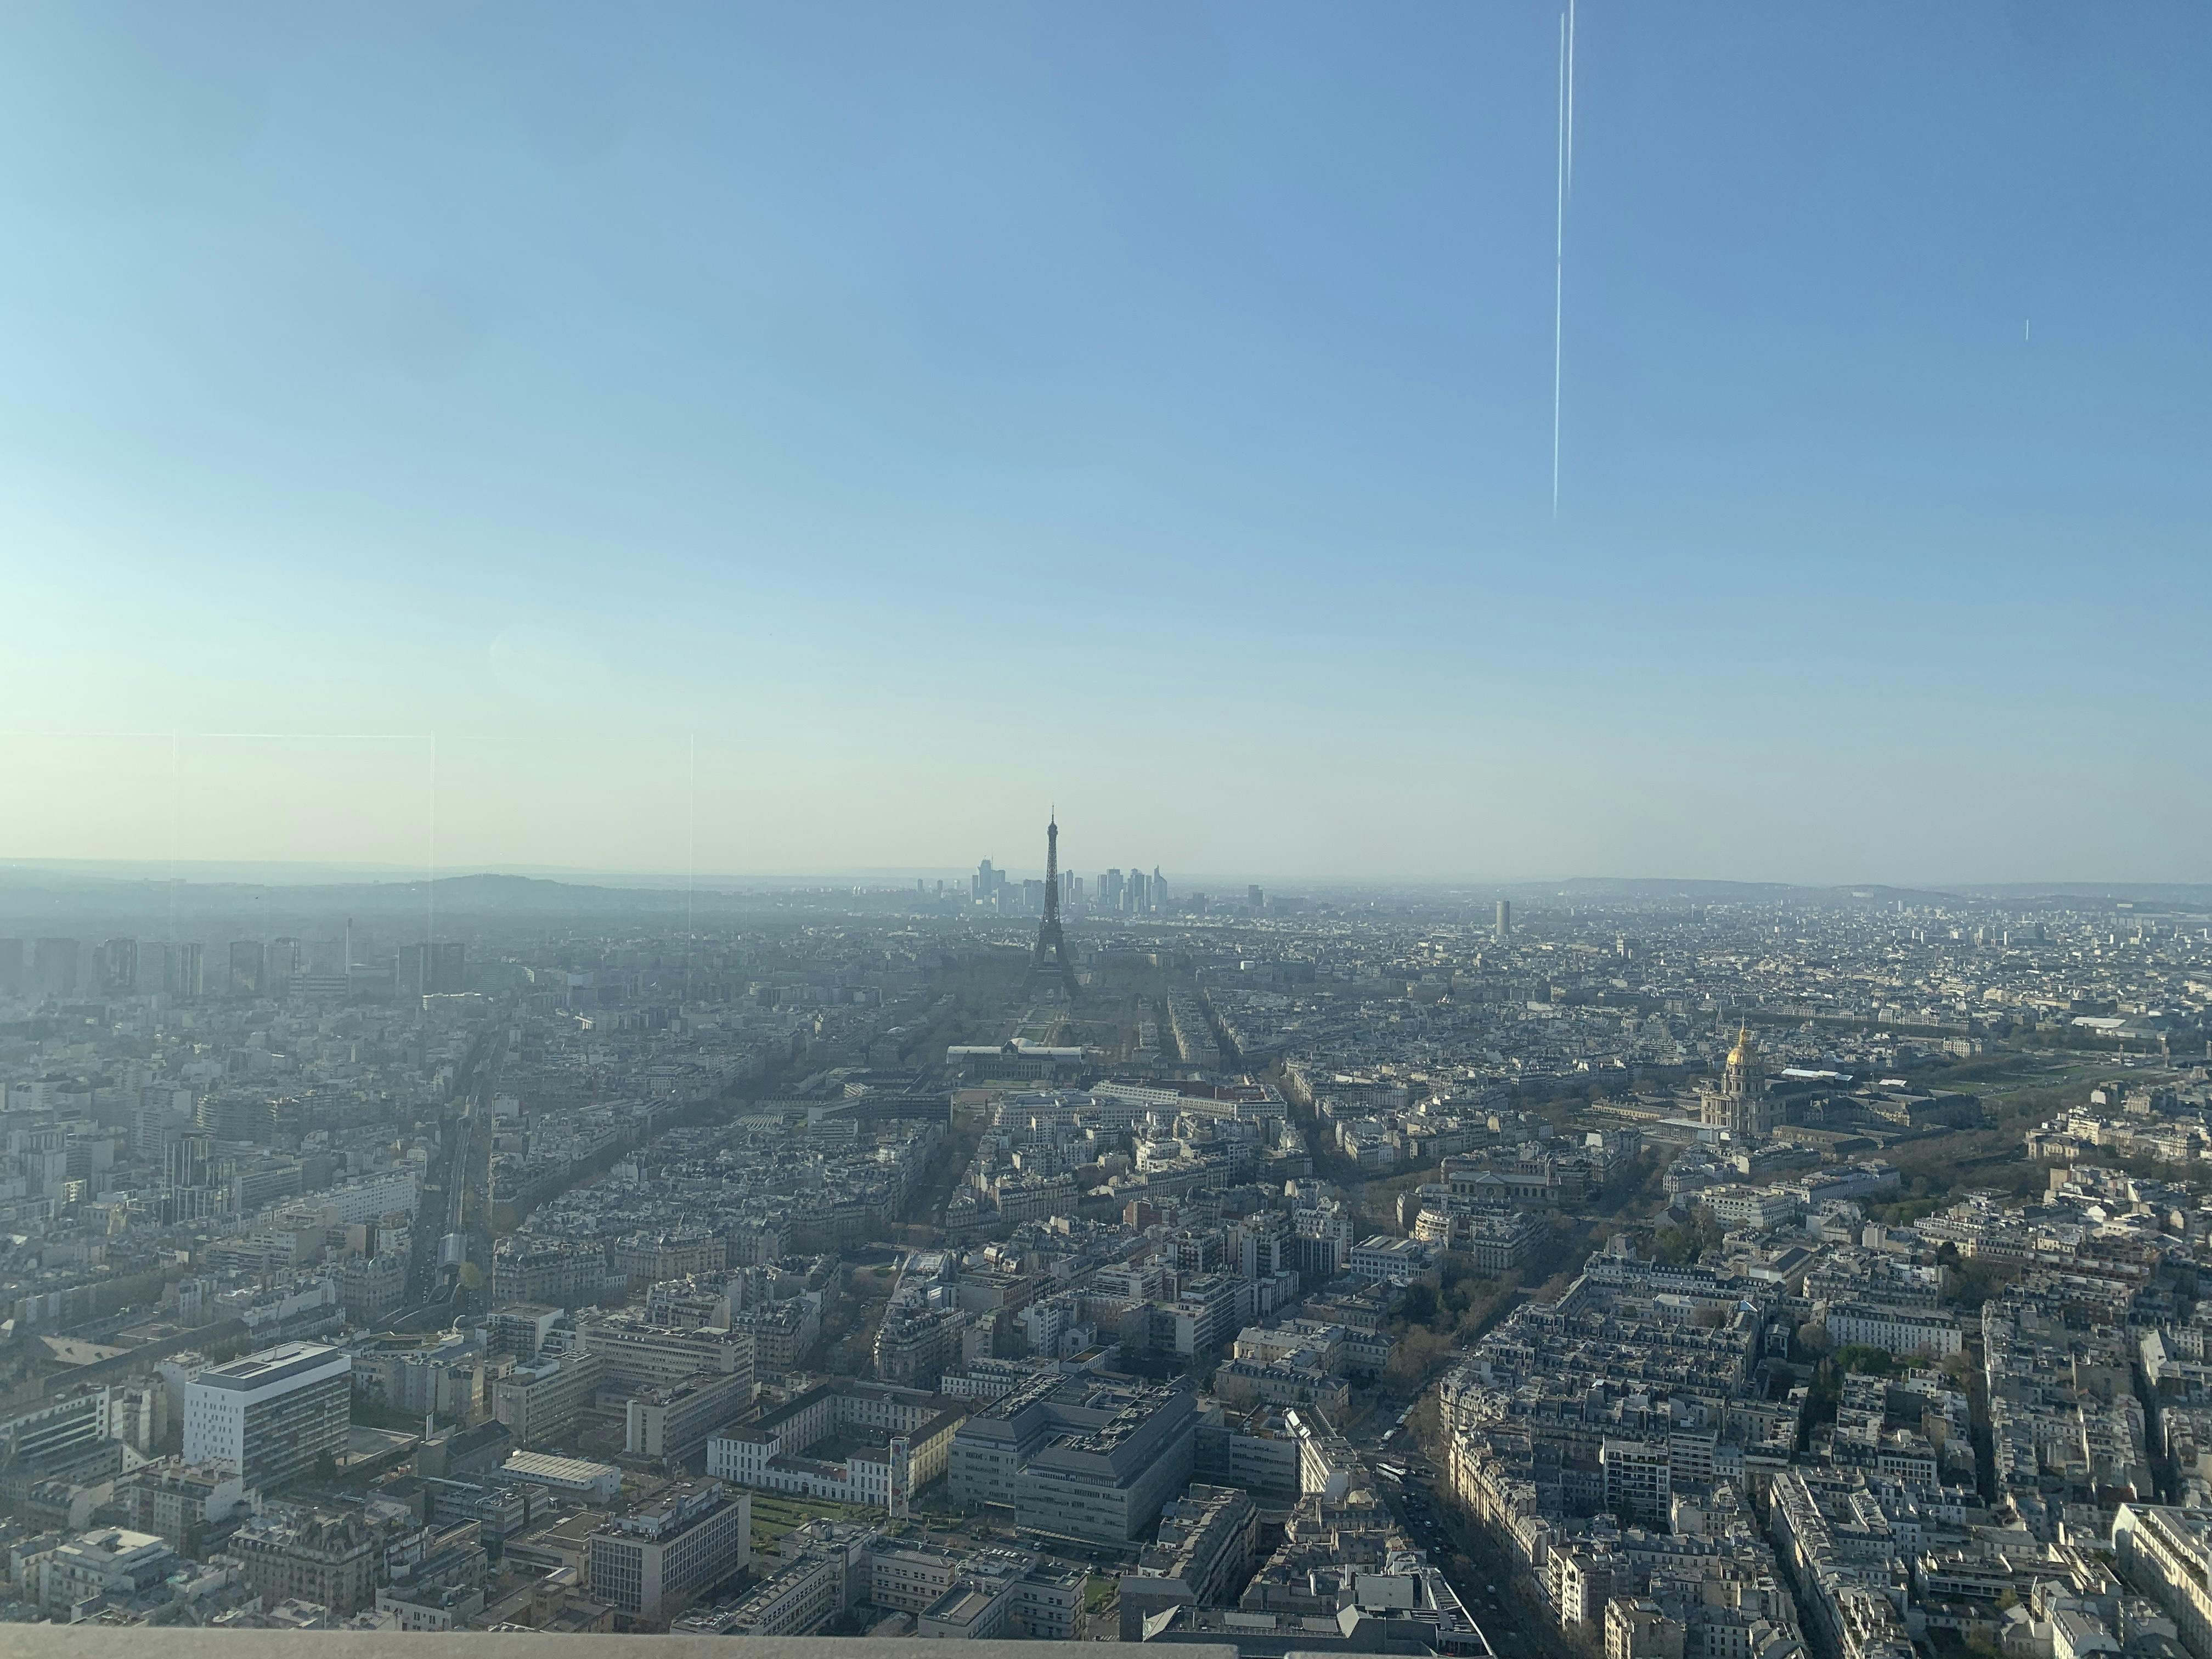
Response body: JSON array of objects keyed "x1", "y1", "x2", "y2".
[{"x1": 0, "y1": 1634, "x2": 1224, "y2": 1659}]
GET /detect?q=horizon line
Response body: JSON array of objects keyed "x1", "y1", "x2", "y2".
[{"x1": 2, "y1": 855, "x2": 2209, "y2": 898}]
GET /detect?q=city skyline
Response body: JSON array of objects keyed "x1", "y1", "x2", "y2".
[
  {"x1": 2, "y1": 3, "x2": 2209, "y2": 1648},
  {"x1": 0, "y1": 833, "x2": 2203, "y2": 1645},
  {"x1": 10, "y1": 848, "x2": 2212, "y2": 900}
]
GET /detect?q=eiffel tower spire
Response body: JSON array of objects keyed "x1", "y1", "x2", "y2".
[{"x1": 1030, "y1": 811, "x2": 1079, "y2": 998}]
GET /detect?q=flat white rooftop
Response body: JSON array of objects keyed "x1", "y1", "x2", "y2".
[{"x1": 194, "y1": 1342, "x2": 347, "y2": 1392}]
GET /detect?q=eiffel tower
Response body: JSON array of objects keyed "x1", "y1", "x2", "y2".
[{"x1": 1029, "y1": 811, "x2": 1080, "y2": 1000}]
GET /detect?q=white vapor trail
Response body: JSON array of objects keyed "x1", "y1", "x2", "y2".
[
  {"x1": 1566, "y1": 0, "x2": 1577, "y2": 200},
  {"x1": 1551, "y1": 7, "x2": 1570, "y2": 517}
]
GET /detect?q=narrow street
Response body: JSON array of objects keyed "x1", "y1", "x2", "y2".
[{"x1": 1331, "y1": 1393, "x2": 1513, "y2": 1659}]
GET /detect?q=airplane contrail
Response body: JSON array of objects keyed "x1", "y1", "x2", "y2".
[
  {"x1": 1551, "y1": 8, "x2": 1570, "y2": 517},
  {"x1": 1566, "y1": 0, "x2": 1577, "y2": 200}
]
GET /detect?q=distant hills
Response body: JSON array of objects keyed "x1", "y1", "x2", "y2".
[
  {"x1": 0, "y1": 866, "x2": 749, "y2": 931},
  {"x1": 1529, "y1": 877, "x2": 2212, "y2": 913},
  {"x1": 1531, "y1": 877, "x2": 1967, "y2": 907},
  {"x1": 2, "y1": 859, "x2": 2207, "y2": 931}
]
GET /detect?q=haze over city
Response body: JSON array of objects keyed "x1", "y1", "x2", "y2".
[{"x1": 3, "y1": 7, "x2": 2212, "y2": 1658}]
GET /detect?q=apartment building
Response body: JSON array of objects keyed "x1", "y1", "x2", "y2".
[
  {"x1": 2115, "y1": 1504, "x2": 2212, "y2": 1659},
  {"x1": 182, "y1": 1342, "x2": 349, "y2": 1489},
  {"x1": 227, "y1": 1507, "x2": 382, "y2": 1615},
  {"x1": 1118, "y1": 1484, "x2": 1258, "y2": 1639},
  {"x1": 626, "y1": 1371, "x2": 753, "y2": 1467},
  {"x1": 949, "y1": 1374, "x2": 1197, "y2": 1544},
  {"x1": 581, "y1": 1314, "x2": 754, "y2": 1392},
  {"x1": 707, "y1": 1378, "x2": 963, "y2": 1509},
  {"x1": 1824, "y1": 1302, "x2": 1965, "y2": 1358},
  {"x1": 586, "y1": 1481, "x2": 750, "y2": 1623},
  {"x1": 491, "y1": 1350, "x2": 603, "y2": 1447}
]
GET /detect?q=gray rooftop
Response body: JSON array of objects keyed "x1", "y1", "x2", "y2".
[{"x1": 193, "y1": 1342, "x2": 346, "y2": 1392}]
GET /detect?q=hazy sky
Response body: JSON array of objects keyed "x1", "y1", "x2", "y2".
[{"x1": 3, "y1": 3, "x2": 2208, "y2": 884}]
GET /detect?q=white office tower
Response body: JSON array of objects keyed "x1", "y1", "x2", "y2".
[{"x1": 183, "y1": 1342, "x2": 351, "y2": 1488}]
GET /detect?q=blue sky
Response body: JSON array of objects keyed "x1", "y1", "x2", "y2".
[{"x1": 2, "y1": 3, "x2": 2207, "y2": 883}]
